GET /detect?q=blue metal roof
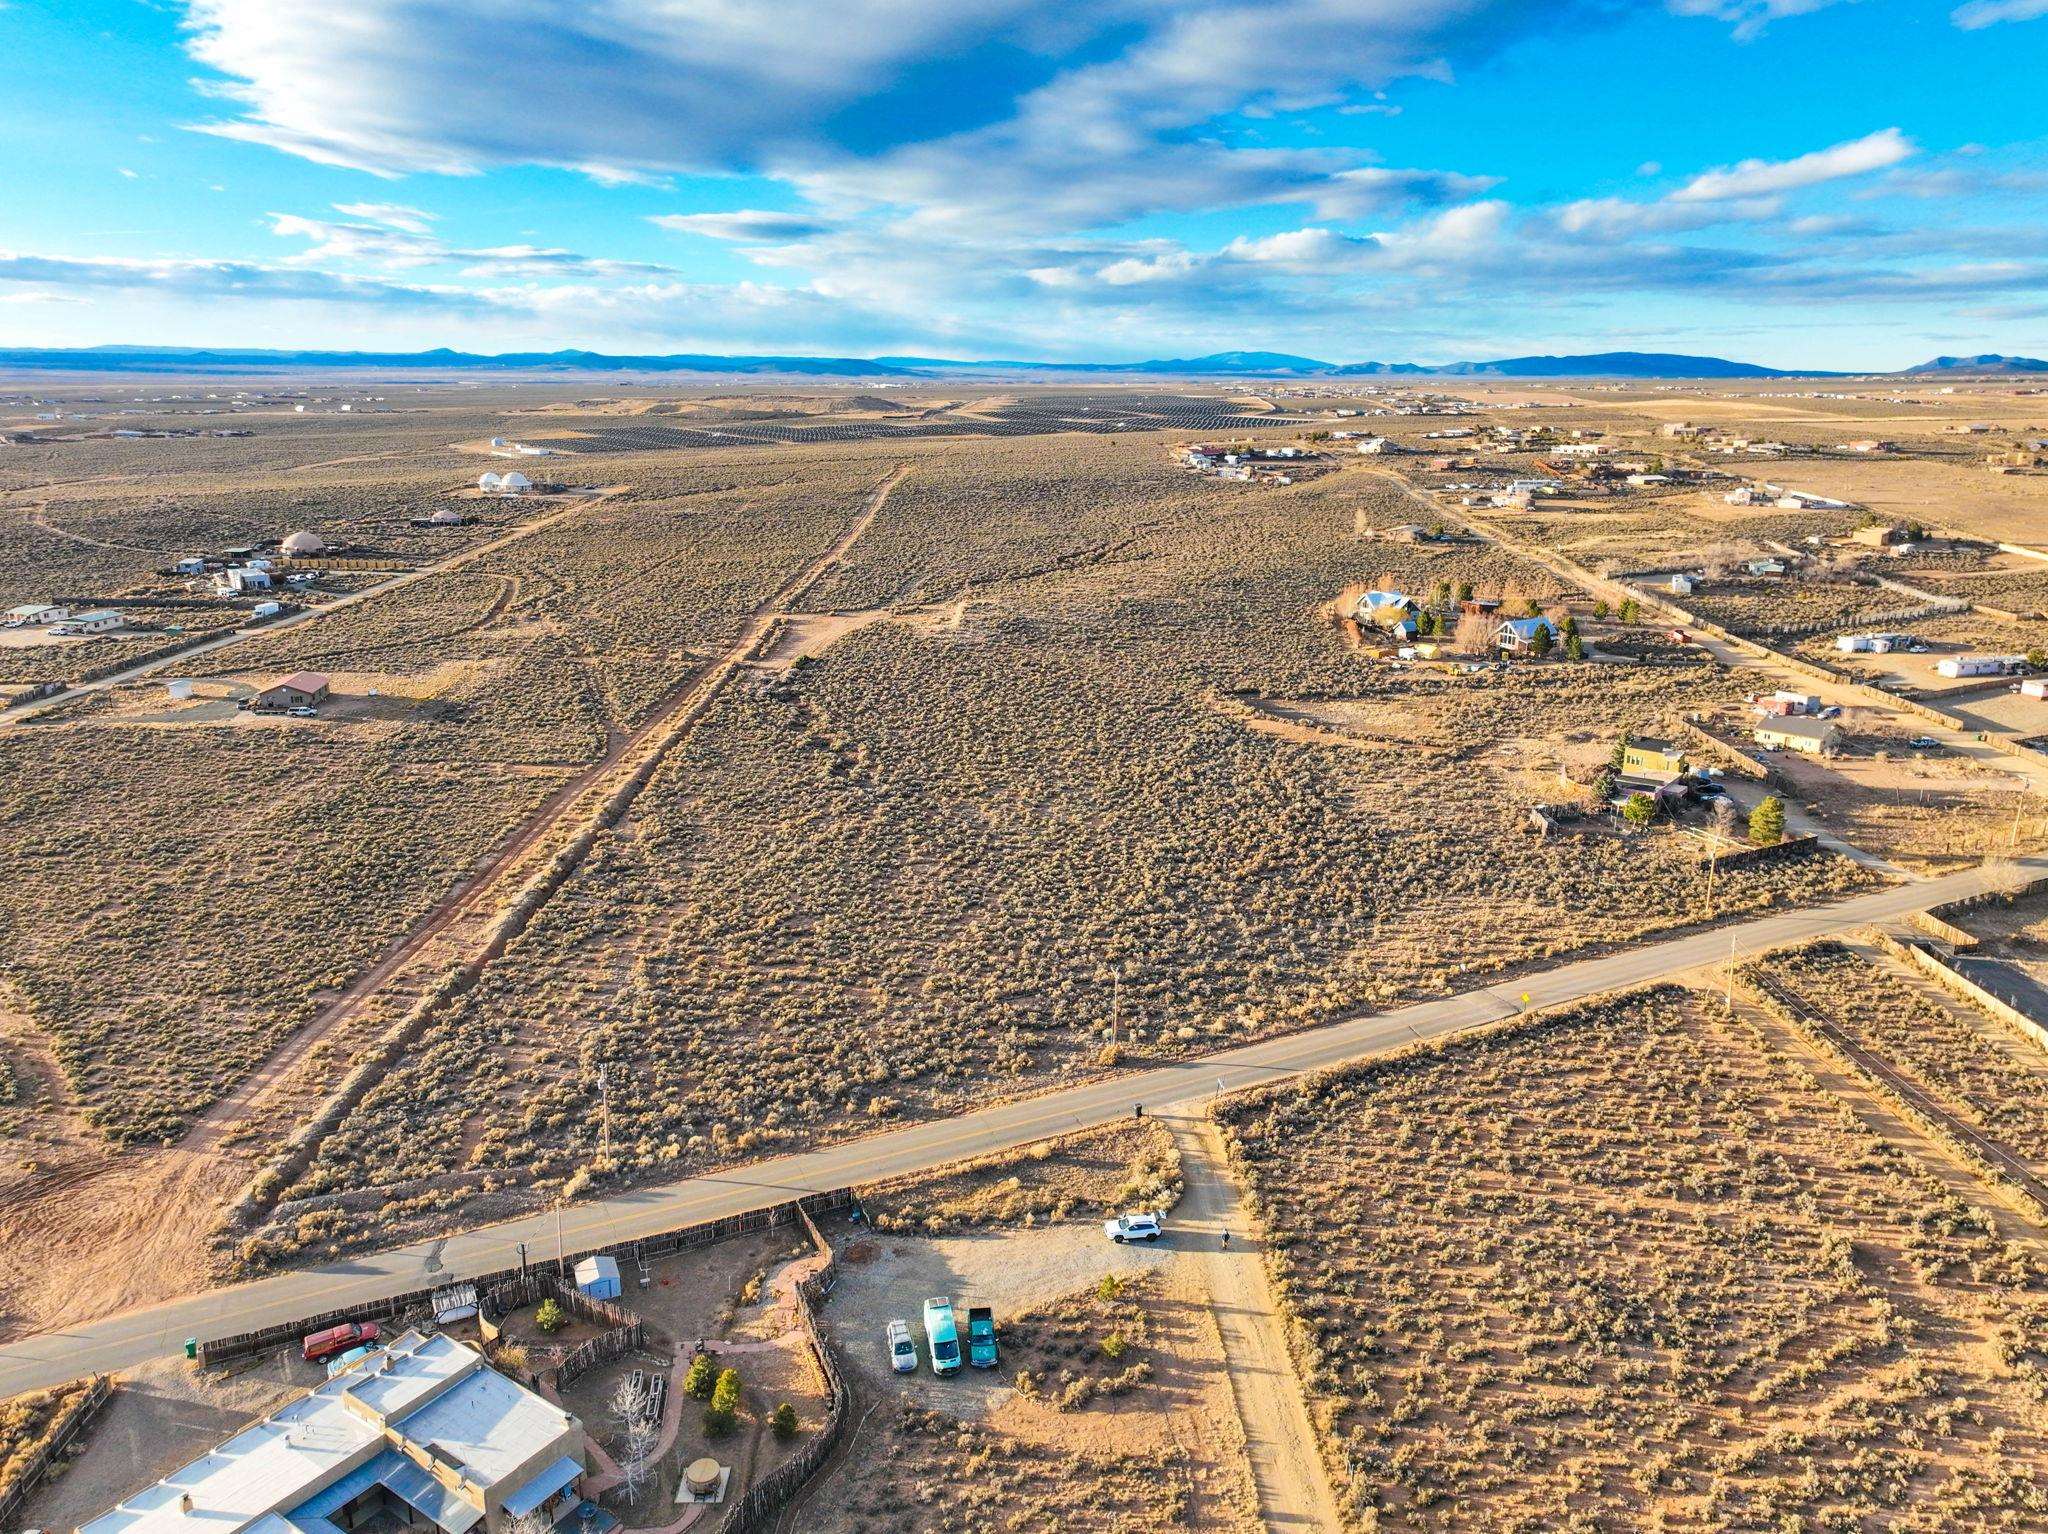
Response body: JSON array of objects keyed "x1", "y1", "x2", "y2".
[{"x1": 502, "y1": 1455, "x2": 585, "y2": 1520}]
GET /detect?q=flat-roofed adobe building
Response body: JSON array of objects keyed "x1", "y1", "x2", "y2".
[{"x1": 81, "y1": 1331, "x2": 601, "y2": 1534}]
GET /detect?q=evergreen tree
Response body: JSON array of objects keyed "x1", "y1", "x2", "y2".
[{"x1": 1749, "y1": 794, "x2": 1787, "y2": 846}]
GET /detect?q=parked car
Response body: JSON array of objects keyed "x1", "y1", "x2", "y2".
[
  {"x1": 1908, "y1": 735, "x2": 1944, "y2": 750},
  {"x1": 923, "y1": 1298, "x2": 961, "y2": 1376},
  {"x1": 288, "y1": 705, "x2": 318, "y2": 718},
  {"x1": 302, "y1": 1321, "x2": 380, "y2": 1362},
  {"x1": 967, "y1": 1306, "x2": 998, "y2": 1369},
  {"x1": 1104, "y1": 1212, "x2": 1163, "y2": 1244},
  {"x1": 885, "y1": 1319, "x2": 917, "y2": 1374}
]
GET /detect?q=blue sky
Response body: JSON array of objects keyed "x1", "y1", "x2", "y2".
[{"x1": 2, "y1": 0, "x2": 2045, "y2": 367}]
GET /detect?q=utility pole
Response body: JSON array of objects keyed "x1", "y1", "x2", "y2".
[
  {"x1": 2011, "y1": 787, "x2": 2028, "y2": 850},
  {"x1": 1725, "y1": 929, "x2": 1736, "y2": 1013},
  {"x1": 555, "y1": 1201, "x2": 566, "y2": 1277},
  {"x1": 1111, "y1": 966, "x2": 1121, "y2": 1049},
  {"x1": 1705, "y1": 842, "x2": 1717, "y2": 919},
  {"x1": 595, "y1": 1063, "x2": 612, "y2": 1167}
]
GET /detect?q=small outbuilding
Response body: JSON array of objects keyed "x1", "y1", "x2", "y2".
[
  {"x1": 65, "y1": 610, "x2": 123, "y2": 635},
  {"x1": 574, "y1": 1255, "x2": 622, "y2": 1301}
]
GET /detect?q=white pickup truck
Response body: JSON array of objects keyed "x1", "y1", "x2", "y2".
[{"x1": 1103, "y1": 1211, "x2": 1163, "y2": 1244}]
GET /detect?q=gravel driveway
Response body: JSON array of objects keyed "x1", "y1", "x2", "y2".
[{"x1": 819, "y1": 1217, "x2": 1178, "y2": 1414}]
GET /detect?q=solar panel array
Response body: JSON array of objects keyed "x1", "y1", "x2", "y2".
[{"x1": 532, "y1": 394, "x2": 1312, "y2": 455}]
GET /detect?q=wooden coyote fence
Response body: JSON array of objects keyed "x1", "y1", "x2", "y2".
[
  {"x1": 477, "y1": 1273, "x2": 643, "y2": 1391},
  {"x1": 197, "y1": 1190, "x2": 854, "y2": 1368},
  {"x1": 0, "y1": 1374, "x2": 114, "y2": 1530},
  {"x1": 710, "y1": 1199, "x2": 851, "y2": 1534}
]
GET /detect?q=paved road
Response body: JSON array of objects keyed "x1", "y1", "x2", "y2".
[{"x1": 0, "y1": 857, "x2": 2032, "y2": 1398}]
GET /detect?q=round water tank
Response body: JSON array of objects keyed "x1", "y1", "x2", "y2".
[{"x1": 684, "y1": 1459, "x2": 721, "y2": 1497}]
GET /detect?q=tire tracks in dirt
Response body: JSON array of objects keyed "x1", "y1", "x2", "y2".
[
  {"x1": 199, "y1": 464, "x2": 909, "y2": 1177},
  {"x1": 1164, "y1": 1117, "x2": 1343, "y2": 1534}
]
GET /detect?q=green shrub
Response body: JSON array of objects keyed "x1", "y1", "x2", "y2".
[
  {"x1": 533, "y1": 1298, "x2": 567, "y2": 1335},
  {"x1": 771, "y1": 1402, "x2": 799, "y2": 1440},
  {"x1": 683, "y1": 1352, "x2": 717, "y2": 1399},
  {"x1": 711, "y1": 1367, "x2": 741, "y2": 1415},
  {"x1": 1100, "y1": 1333, "x2": 1128, "y2": 1360}
]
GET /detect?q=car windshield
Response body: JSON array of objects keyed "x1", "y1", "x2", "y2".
[
  {"x1": 935, "y1": 1339, "x2": 960, "y2": 1362},
  {"x1": 893, "y1": 1340, "x2": 913, "y2": 1355}
]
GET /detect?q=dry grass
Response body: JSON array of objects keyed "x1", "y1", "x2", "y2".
[
  {"x1": 858, "y1": 1120, "x2": 1182, "y2": 1235},
  {"x1": 1218, "y1": 985, "x2": 2048, "y2": 1531},
  {"x1": 1757, "y1": 941, "x2": 2048, "y2": 1172},
  {"x1": 0, "y1": 1378, "x2": 95, "y2": 1503},
  {"x1": 239, "y1": 446, "x2": 1875, "y2": 1260}
]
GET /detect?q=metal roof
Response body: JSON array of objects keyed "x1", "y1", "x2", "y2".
[{"x1": 501, "y1": 1455, "x2": 585, "y2": 1520}]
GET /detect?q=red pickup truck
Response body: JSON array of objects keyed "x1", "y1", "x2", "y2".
[{"x1": 303, "y1": 1321, "x2": 380, "y2": 1362}]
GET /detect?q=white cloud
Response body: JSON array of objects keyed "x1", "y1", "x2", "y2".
[
  {"x1": 333, "y1": 201, "x2": 437, "y2": 233},
  {"x1": 650, "y1": 211, "x2": 834, "y2": 242},
  {"x1": 1670, "y1": 127, "x2": 1913, "y2": 202},
  {"x1": 1665, "y1": 0, "x2": 1854, "y2": 39},
  {"x1": 1952, "y1": 0, "x2": 2048, "y2": 26}
]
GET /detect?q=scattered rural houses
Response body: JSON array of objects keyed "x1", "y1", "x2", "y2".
[
  {"x1": 1495, "y1": 615, "x2": 1561, "y2": 654},
  {"x1": 1850, "y1": 524, "x2": 1910, "y2": 548},
  {"x1": 4, "y1": 602, "x2": 67, "y2": 627},
  {"x1": 1836, "y1": 632, "x2": 1923, "y2": 654},
  {"x1": 478, "y1": 471, "x2": 534, "y2": 496},
  {"x1": 1755, "y1": 689, "x2": 1824, "y2": 717},
  {"x1": 80, "y1": 1330, "x2": 596, "y2": 1534},
  {"x1": 1354, "y1": 589, "x2": 1420, "y2": 639},
  {"x1": 58, "y1": 609, "x2": 124, "y2": 635},
  {"x1": 1353, "y1": 437, "x2": 1391, "y2": 454},
  {"x1": 1936, "y1": 654, "x2": 2028, "y2": 679},
  {"x1": 253, "y1": 671, "x2": 330, "y2": 711},
  {"x1": 215, "y1": 566, "x2": 274, "y2": 595},
  {"x1": 1620, "y1": 737, "x2": 1689, "y2": 783},
  {"x1": 1755, "y1": 716, "x2": 1841, "y2": 755}
]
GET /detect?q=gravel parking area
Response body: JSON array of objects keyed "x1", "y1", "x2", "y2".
[{"x1": 821, "y1": 1217, "x2": 1176, "y2": 1414}]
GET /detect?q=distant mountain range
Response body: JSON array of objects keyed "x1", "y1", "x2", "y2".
[
  {"x1": 1, "y1": 344, "x2": 2043, "y2": 380},
  {"x1": 1902, "y1": 354, "x2": 2048, "y2": 375}
]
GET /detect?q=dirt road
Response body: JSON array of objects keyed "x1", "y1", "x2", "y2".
[
  {"x1": 1167, "y1": 1120, "x2": 1343, "y2": 1533},
  {"x1": 0, "y1": 468, "x2": 907, "y2": 1345},
  {"x1": 0, "y1": 490, "x2": 615, "y2": 727},
  {"x1": 1364, "y1": 468, "x2": 2048, "y2": 798}
]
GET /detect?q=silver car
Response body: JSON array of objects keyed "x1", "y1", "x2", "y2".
[{"x1": 886, "y1": 1318, "x2": 917, "y2": 1373}]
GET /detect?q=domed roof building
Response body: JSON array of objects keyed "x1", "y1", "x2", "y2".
[
  {"x1": 478, "y1": 472, "x2": 504, "y2": 492},
  {"x1": 499, "y1": 471, "x2": 532, "y2": 494},
  {"x1": 280, "y1": 530, "x2": 327, "y2": 556}
]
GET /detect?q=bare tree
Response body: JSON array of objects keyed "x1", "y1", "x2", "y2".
[
  {"x1": 1453, "y1": 610, "x2": 1498, "y2": 656},
  {"x1": 609, "y1": 1373, "x2": 659, "y2": 1502}
]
